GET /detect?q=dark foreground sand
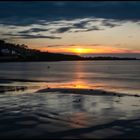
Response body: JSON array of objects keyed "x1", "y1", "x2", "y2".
[{"x1": 0, "y1": 85, "x2": 140, "y2": 139}]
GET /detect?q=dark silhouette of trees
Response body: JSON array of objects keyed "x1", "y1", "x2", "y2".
[
  {"x1": 0, "y1": 40, "x2": 83, "y2": 62},
  {"x1": 85, "y1": 56, "x2": 138, "y2": 60}
]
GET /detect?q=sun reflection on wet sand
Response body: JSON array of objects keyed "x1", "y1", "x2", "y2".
[
  {"x1": 42, "y1": 79, "x2": 106, "y2": 90},
  {"x1": 69, "y1": 112, "x2": 89, "y2": 128},
  {"x1": 60, "y1": 81, "x2": 105, "y2": 89}
]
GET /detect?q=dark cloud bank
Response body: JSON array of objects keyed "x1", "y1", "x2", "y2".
[
  {"x1": 0, "y1": 1, "x2": 140, "y2": 26},
  {"x1": 0, "y1": 1, "x2": 140, "y2": 39}
]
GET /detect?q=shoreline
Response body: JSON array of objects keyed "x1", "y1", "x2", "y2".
[
  {"x1": 0, "y1": 84, "x2": 139, "y2": 97},
  {"x1": 37, "y1": 87, "x2": 140, "y2": 97},
  {"x1": 0, "y1": 59, "x2": 140, "y2": 63},
  {"x1": 0, "y1": 77, "x2": 139, "y2": 97},
  {"x1": 0, "y1": 85, "x2": 28, "y2": 93}
]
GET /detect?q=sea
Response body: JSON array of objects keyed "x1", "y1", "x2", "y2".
[{"x1": 0, "y1": 60, "x2": 140, "y2": 95}]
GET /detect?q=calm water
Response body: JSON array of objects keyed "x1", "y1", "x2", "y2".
[{"x1": 0, "y1": 60, "x2": 140, "y2": 94}]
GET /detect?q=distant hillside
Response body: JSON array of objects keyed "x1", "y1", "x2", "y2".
[
  {"x1": 0, "y1": 40, "x2": 83, "y2": 62},
  {"x1": 0, "y1": 40, "x2": 139, "y2": 62},
  {"x1": 84, "y1": 56, "x2": 138, "y2": 60}
]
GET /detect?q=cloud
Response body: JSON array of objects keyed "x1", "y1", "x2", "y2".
[
  {"x1": 20, "y1": 34, "x2": 61, "y2": 39},
  {"x1": 47, "y1": 44, "x2": 103, "y2": 47},
  {"x1": 18, "y1": 28, "x2": 49, "y2": 34},
  {"x1": 73, "y1": 26, "x2": 103, "y2": 32},
  {"x1": 52, "y1": 19, "x2": 103, "y2": 33},
  {"x1": 53, "y1": 27, "x2": 72, "y2": 33},
  {"x1": 3, "y1": 33, "x2": 61, "y2": 39},
  {"x1": 101, "y1": 19, "x2": 121, "y2": 28},
  {"x1": 0, "y1": 2, "x2": 140, "y2": 40},
  {"x1": 0, "y1": 1, "x2": 140, "y2": 26},
  {"x1": 72, "y1": 21, "x2": 89, "y2": 28}
]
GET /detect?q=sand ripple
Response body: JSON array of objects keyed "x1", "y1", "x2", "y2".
[{"x1": 0, "y1": 91, "x2": 140, "y2": 139}]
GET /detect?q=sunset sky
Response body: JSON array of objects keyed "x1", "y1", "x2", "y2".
[{"x1": 0, "y1": 1, "x2": 140, "y2": 57}]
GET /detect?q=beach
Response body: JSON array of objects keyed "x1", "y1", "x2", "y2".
[
  {"x1": 0, "y1": 61, "x2": 140, "y2": 139},
  {"x1": 0, "y1": 85, "x2": 140, "y2": 139}
]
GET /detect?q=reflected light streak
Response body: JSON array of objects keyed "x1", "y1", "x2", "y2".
[{"x1": 69, "y1": 112, "x2": 89, "y2": 128}]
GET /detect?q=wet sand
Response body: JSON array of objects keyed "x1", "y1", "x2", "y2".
[
  {"x1": 0, "y1": 85, "x2": 140, "y2": 139},
  {"x1": 0, "y1": 86, "x2": 28, "y2": 93}
]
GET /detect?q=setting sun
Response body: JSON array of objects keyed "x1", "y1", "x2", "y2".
[
  {"x1": 75, "y1": 48, "x2": 85, "y2": 54},
  {"x1": 72, "y1": 47, "x2": 93, "y2": 54}
]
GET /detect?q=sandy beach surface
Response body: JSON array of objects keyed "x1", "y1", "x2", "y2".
[{"x1": 0, "y1": 85, "x2": 140, "y2": 139}]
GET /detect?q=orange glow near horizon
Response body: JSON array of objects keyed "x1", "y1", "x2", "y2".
[{"x1": 37, "y1": 45, "x2": 140, "y2": 55}]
